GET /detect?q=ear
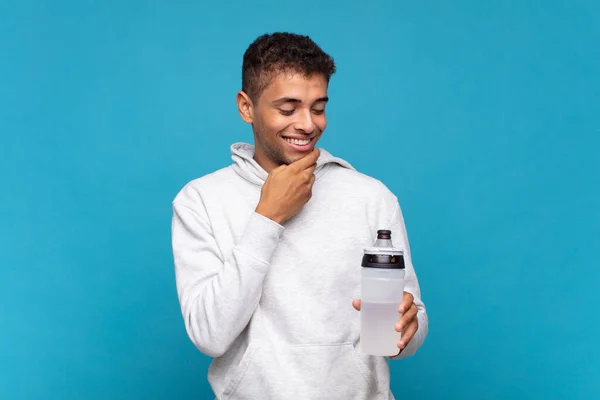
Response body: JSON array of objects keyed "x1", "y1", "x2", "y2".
[{"x1": 236, "y1": 91, "x2": 254, "y2": 124}]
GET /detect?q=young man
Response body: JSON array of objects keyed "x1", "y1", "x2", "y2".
[{"x1": 171, "y1": 32, "x2": 428, "y2": 399}]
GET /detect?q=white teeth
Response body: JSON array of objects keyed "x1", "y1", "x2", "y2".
[{"x1": 284, "y1": 137, "x2": 311, "y2": 146}]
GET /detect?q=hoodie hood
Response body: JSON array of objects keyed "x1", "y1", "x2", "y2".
[{"x1": 231, "y1": 142, "x2": 355, "y2": 186}]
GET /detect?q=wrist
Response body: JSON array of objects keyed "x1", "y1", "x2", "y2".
[{"x1": 255, "y1": 205, "x2": 284, "y2": 225}]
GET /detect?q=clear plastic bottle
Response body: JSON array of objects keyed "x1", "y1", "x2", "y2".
[{"x1": 360, "y1": 229, "x2": 405, "y2": 356}]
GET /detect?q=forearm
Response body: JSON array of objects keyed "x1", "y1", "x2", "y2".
[{"x1": 173, "y1": 206, "x2": 283, "y2": 357}]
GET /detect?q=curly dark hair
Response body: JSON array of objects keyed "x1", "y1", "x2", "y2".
[{"x1": 242, "y1": 32, "x2": 336, "y2": 101}]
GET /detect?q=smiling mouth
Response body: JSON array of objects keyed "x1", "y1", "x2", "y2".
[{"x1": 282, "y1": 137, "x2": 312, "y2": 146}]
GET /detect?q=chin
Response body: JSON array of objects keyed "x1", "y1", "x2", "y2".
[
  {"x1": 284, "y1": 154, "x2": 304, "y2": 164},
  {"x1": 284, "y1": 147, "x2": 317, "y2": 163}
]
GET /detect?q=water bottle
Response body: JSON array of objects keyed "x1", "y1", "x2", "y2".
[{"x1": 360, "y1": 229, "x2": 405, "y2": 356}]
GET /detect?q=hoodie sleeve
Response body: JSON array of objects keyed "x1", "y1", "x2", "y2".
[
  {"x1": 171, "y1": 201, "x2": 283, "y2": 358},
  {"x1": 381, "y1": 192, "x2": 429, "y2": 360}
]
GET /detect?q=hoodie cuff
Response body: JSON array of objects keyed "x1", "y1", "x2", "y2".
[{"x1": 236, "y1": 212, "x2": 284, "y2": 266}]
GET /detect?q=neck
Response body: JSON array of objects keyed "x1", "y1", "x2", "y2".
[{"x1": 253, "y1": 148, "x2": 279, "y2": 174}]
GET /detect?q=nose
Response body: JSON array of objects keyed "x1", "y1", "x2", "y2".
[{"x1": 293, "y1": 109, "x2": 316, "y2": 133}]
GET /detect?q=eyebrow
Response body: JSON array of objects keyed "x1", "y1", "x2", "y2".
[{"x1": 272, "y1": 96, "x2": 329, "y2": 105}]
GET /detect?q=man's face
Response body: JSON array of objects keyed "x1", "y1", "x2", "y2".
[{"x1": 239, "y1": 72, "x2": 329, "y2": 172}]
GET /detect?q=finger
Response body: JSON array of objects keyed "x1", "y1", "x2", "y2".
[
  {"x1": 309, "y1": 147, "x2": 320, "y2": 164},
  {"x1": 291, "y1": 148, "x2": 320, "y2": 171},
  {"x1": 398, "y1": 319, "x2": 419, "y2": 350},
  {"x1": 352, "y1": 299, "x2": 361, "y2": 311},
  {"x1": 398, "y1": 291, "x2": 414, "y2": 313},
  {"x1": 395, "y1": 304, "x2": 418, "y2": 332},
  {"x1": 387, "y1": 349, "x2": 401, "y2": 359},
  {"x1": 304, "y1": 164, "x2": 317, "y2": 179},
  {"x1": 305, "y1": 169, "x2": 316, "y2": 183}
]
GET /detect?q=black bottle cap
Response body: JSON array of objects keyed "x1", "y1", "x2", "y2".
[
  {"x1": 377, "y1": 230, "x2": 392, "y2": 240},
  {"x1": 361, "y1": 253, "x2": 405, "y2": 269}
]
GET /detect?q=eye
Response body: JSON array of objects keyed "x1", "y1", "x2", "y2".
[
  {"x1": 312, "y1": 109, "x2": 325, "y2": 115},
  {"x1": 278, "y1": 109, "x2": 294, "y2": 116}
]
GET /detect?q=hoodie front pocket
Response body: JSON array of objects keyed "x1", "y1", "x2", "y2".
[
  {"x1": 221, "y1": 345, "x2": 258, "y2": 398},
  {"x1": 221, "y1": 342, "x2": 381, "y2": 400},
  {"x1": 349, "y1": 343, "x2": 380, "y2": 388}
]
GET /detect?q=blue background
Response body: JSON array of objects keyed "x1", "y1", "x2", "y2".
[{"x1": 1, "y1": 1, "x2": 598, "y2": 399}]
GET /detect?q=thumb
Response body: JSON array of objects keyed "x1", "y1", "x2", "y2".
[{"x1": 352, "y1": 299, "x2": 361, "y2": 311}]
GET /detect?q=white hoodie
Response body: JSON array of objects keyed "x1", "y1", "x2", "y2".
[{"x1": 171, "y1": 143, "x2": 428, "y2": 399}]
